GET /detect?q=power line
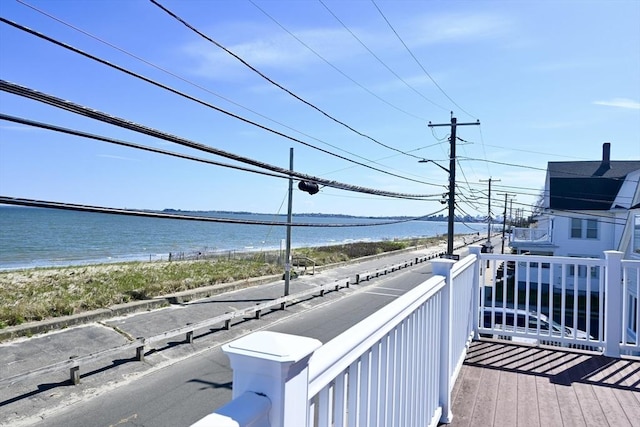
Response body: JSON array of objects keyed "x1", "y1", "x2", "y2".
[
  {"x1": 370, "y1": 0, "x2": 476, "y2": 120},
  {"x1": 0, "y1": 196, "x2": 449, "y2": 228},
  {"x1": 317, "y1": 0, "x2": 449, "y2": 113},
  {"x1": 459, "y1": 156, "x2": 638, "y2": 183},
  {"x1": 0, "y1": 17, "x2": 441, "y2": 188},
  {"x1": 0, "y1": 113, "x2": 289, "y2": 180},
  {"x1": 246, "y1": 0, "x2": 427, "y2": 123},
  {"x1": 0, "y1": 80, "x2": 439, "y2": 200},
  {"x1": 15, "y1": 0, "x2": 420, "y2": 171},
  {"x1": 150, "y1": 0, "x2": 418, "y2": 159}
]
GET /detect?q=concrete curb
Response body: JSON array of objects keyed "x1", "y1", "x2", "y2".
[
  {"x1": 0, "y1": 299, "x2": 170, "y2": 342},
  {"x1": 162, "y1": 274, "x2": 283, "y2": 304}
]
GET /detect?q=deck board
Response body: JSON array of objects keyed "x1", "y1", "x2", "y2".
[{"x1": 445, "y1": 340, "x2": 640, "y2": 427}]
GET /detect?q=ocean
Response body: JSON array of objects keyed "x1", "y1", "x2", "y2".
[{"x1": 0, "y1": 206, "x2": 486, "y2": 270}]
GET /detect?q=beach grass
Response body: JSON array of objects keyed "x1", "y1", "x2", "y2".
[{"x1": 0, "y1": 237, "x2": 444, "y2": 328}]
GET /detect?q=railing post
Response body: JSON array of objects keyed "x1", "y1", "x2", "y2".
[
  {"x1": 604, "y1": 251, "x2": 624, "y2": 358},
  {"x1": 432, "y1": 258, "x2": 456, "y2": 424},
  {"x1": 469, "y1": 245, "x2": 482, "y2": 340},
  {"x1": 222, "y1": 331, "x2": 322, "y2": 427}
]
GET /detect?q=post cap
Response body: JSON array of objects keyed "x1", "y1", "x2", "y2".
[{"x1": 224, "y1": 331, "x2": 322, "y2": 363}]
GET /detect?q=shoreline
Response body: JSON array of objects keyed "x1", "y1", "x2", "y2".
[
  {"x1": 0, "y1": 234, "x2": 482, "y2": 332},
  {"x1": 0, "y1": 233, "x2": 460, "y2": 272}
]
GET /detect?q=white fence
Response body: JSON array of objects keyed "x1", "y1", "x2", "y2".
[
  {"x1": 193, "y1": 249, "x2": 640, "y2": 427},
  {"x1": 511, "y1": 227, "x2": 551, "y2": 243},
  {"x1": 622, "y1": 259, "x2": 640, "y2": 354}
]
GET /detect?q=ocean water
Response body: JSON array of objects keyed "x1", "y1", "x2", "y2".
[{"x1": 0, "y1": 207, "x2": 485, "y2": 270}]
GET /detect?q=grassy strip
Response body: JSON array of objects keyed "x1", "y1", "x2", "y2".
[{"x1": 0, "y1": 237, "x2": 444, "y2": 328}]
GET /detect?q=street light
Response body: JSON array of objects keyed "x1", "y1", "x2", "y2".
[{"x1": 419, "y1": 159, "x2": 449, "y2": 174}]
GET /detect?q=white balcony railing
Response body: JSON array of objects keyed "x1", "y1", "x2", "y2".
[
  {"x1": 511, "y1": 227, "x2": 551, "y2": 243},
  {"x1": 192, "y1": 249, "x2": 640, "y2": 427}
]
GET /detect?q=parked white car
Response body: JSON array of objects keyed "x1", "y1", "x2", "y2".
[{"x1": 480, "y1": 307, "x2": 591, "y2": 346}]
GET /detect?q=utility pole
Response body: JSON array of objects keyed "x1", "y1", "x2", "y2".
[
  {"x1": 497, "y1": 192, "x2": 515, "y2": 254},
  {"x1": 509, "y1": 198, "x2": 514, "y2": 235},
  {"x1": 428, "y1": 114, "x2": 480, "y2": 258},
  {"x1": 284, "y1": 148, "x2": 293, "y2": 296},
  {"x1": 479, "y1": 177, "x2": 500, "y2": 251}
]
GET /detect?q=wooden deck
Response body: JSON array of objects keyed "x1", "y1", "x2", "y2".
[{"x1": 447, "y1": 340, "x2": 640, "y2": 427}]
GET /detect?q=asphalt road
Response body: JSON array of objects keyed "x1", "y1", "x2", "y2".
[{"x1": 34, "y1": 261, "x2": 438, "y2": 427}]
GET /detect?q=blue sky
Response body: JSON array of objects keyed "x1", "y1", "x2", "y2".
[{"x1": 0, "y1": 0, "x2": 639, "y2": 218}]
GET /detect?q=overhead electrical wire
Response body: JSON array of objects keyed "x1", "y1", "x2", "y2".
[
  {"x1": 458, "y1": 156, "x2": 638, "y2": 183},
  {"x1": 477, "y1": 125, "x2": 492, "y2": 177},
  {"x1": 473, "y1": 195, "x2": 632, "y2": 227},
  {"x1": 370, "y1": 0, "x2": 476, "y2": 120},
  {"x1": 150, "y1": 0, "x2": 419, "y2": 160},
  {"x1": 317, "y1": 0, "x2": 449, "y2": 113},
  {"x1": 0, "y1": 114, "x2": 288, "y2": 181},
  {"x1": 15, "y1": 0, "x2": 419, "y2": 172},
  {"x1": 246, "y1": 0, "x2": 427, "y2": 123},
  {"x1": 0, "y1": 113, "x2": 451, "y2": 206},
  {"x1": 464, "y1": 188, "x2": 637, "y2": 216},
  {"x1": 0, "y1": 80, "x2": 438, "y2": 200},
  {"x1": 0, "y1": 17, "x2": 441, "y2": 188},
  {"x1": 0, "y1": 196, "x2": 450, "y2": 228},
  {"x1": 320, "y1": 141, "x2": 448, "y2": 180}
]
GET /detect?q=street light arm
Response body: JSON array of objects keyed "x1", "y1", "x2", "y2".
[{"x1": 419, "y1": 159, "x2": 450, "y2": 174}]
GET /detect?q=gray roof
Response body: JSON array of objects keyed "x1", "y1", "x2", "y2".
[
  {"x1": 547, "y1": 160, "x2": 640, "y2": 179},
  {"x1": 548, "y1": 160, "x2": 640, "y2": 210}
]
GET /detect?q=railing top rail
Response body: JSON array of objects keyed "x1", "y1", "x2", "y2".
[
  {"x1": 451, "y1": 253, "x2": 477, "y2": 279},
  {"x1": 307, "y1": 274, "x2": 447, "y2": 398},
  {"x1": 480, "y1": 253, "x2": 606, "y2": 265}
]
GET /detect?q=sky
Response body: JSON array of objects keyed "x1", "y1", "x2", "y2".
[{"x1": 0, "y1": 0, "x2": 639, "y2": 219}]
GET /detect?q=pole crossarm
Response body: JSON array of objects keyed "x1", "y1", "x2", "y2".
[{"x1": 427, "y1": 121, "x2": 480, "y2": 127}]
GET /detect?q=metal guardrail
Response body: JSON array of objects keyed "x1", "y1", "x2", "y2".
[{"x1": 0, "y1": 238, "x2": 484, "y2": 388}]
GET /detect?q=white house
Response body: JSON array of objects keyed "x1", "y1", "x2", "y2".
[
  {"x1": 511, "y1": 142, "x2": 640, "y2": 260},
  {"x1": 509, "y1": 143, "x2": 639, "y2": 344}
]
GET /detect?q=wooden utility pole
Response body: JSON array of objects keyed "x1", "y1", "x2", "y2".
[
  {"x1": 479, "y1": 177, "x2": 500, "y2": 250},
  {"x1": 428, "y1": 115, "x2": 480, "y2": 257},
  {"x1": 284, "y1": 148, "x2": 293, "y2": 296},
  {"x1": 497, "y1": 192, "x2": 515, "y2": 254}
]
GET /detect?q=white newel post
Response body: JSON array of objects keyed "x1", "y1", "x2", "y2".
[
  {"x1": 223, "y1": 331, "x2": 322, "y2": 427},
  {"x1": 604, "y1": 251, "x2": 623, "y2": 358},
  {"x1": 432, "y1": 258, "x2": 456, "y2": 424},
  {"x1": 468, "y1": 245, "x2": 482, "y2": 340}
]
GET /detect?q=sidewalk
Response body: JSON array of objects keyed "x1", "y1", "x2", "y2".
[{"x1": 0, "y1": 236, "x2": 484, "y2": 425}]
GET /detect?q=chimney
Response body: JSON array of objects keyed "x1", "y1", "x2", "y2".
[{"x1": 602, "y1": 142, "x2": 611, "y2": 168}]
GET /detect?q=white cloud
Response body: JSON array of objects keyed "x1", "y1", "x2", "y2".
[
  {"x1": 592, "y1": 98, "x2": 640, "y2": 110},
  {"x1": 409, "y1": 12, "x2": 514, "y2": 46},
  {"x1": 181, "y1": 26, "x2": 361, "y2": 80}
]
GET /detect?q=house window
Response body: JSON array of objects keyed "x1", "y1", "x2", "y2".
[
  {"x1": 586, "y1": 219, "x2": 598, "y2": 239},
  {"x1": 571, "y1": 218, "x2": 582, "y2": 238},
  {"x1": 570, "y1": 218, "x2": 598, "y2": 239}
]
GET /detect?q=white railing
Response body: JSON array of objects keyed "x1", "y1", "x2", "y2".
[
  {"x1": 479, "y1": 253, "x2": 607, "y2": 352},
  {"x1": 621, "y1": 259, "x2": 640, "y2": 354},
  {"x1": 194, "y1": 249, "x2": 639, "y2": 427},
  {"x1": 511, "y1": 227, "x2": 551, "y2": 243},
  {"x1": 195, "y1": 251, "x2": 480, "y2": 427}
]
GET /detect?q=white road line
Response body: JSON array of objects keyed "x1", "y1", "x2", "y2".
[
  {"x1": 364, "y1": 291, "x2": 400, "y2": 298},
  {"x1": 374, "y1": 286, "x2": 404, "y2": 292}
]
